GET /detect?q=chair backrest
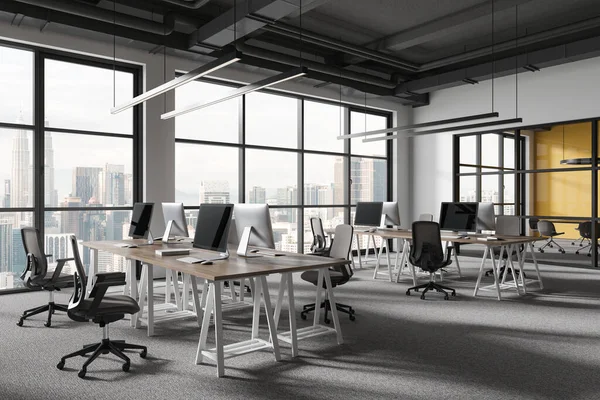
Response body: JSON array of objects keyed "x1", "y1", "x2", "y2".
[
  {"x1": 529, "y1": 218, "x2": 539, "y2": 230},
  {"x1": 577, "y1": 222, "x2": 600, "y2": 239},
  {"x1": 20, "y1": 227, "x2": 48, "y2": 278},
  {"x1": 68, "y1": 235, "x2": 87, "y2": 313},
  {"x1": 328, "y1": 224, "x2": 354, "y2": 279},
  {"x1": 418, "y1": 213, "x2": 434, "y2": 222},
  {"x1": 310, "y1": 217, "x2": 327, "y2": 252},
  {"x1": 495, "y1": 216, "x2": 520, "y2": 236},
  {"x1": 537, "y1": 220, "x2": 557, "y2": 236},
  {"x1": 409, "y1": 221, "x2": 447, "y2": 272}
]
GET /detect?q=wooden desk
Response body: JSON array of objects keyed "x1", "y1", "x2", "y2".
[
  {"x1": 364, "y1": 229, "x2": 545, "y2": 300},
  {"x1": 83, "y1": 240, "x2": 349, "y2": 377}
]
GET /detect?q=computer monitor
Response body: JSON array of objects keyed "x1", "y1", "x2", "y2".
[
  {"x1": 477, "y1": 202, "x2": 496, "y2": 231},
  {"x1": 192, "y1": 204, "x2": 234, "y2": 253},
  {"x1": 382, "y1": 201, "x2": 401, "y2": 226},
  {"x1": 354, "y1": 202, "x2": 384, "y2": 226},
  {"x1": 129, "y1": 202, "x2": 154, "y2": 239},
  {"x1": 162, "y1": 202, "x2": 189, "y2": 237},
  {"x1": 439, "y1": 202, "x2": 479, "y2": 232},
  {"x1": 234, "y1": 204, "x2": 275, "y2": 249}
]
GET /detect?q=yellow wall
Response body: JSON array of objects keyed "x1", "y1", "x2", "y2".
[{"x1": 533, "y1": 123, "x2": 592, "y2": 239}]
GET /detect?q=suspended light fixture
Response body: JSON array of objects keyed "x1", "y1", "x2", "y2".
[
  {"x1": 161, "y1": 67, "x2": 307, "y2": 119},
  {"x1": 160, "y1": 0, "x2": 307, "y2": 119}
]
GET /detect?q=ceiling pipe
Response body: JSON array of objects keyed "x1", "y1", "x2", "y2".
[
  {"x1": 160, "y1": 0, "x2": 212, "y2": 9},
  {"x1": 237, "y1": 42, "x2": 396, "y2": 89},
  {"x1": 12, "y1": 0, "x2": 176, "y2": 35},
  {"x1": 256, "y1": 19, "x2": 420, "y2": 72}
]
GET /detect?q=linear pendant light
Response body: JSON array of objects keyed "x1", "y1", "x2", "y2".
[
  {"x1": 110, "y1": 50, "x2": 241, "y2": 114},
  {"x1": 362, "y1": 117, "x2": 523, "y2": 142},
  {"x1": 337, "y1": 112, "x2": 499, "y2": 140},
  {"x1": 161, "y1": 66, "x2": 307, "y2": 120}
]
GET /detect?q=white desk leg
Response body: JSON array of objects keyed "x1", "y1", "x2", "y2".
[
  {"x1": 251, "y1": 278, "x2": 261, "y2": 339},
  {"x1": 452, "y1": 244, "x2": 462, "y2": 278},
  {"x1": 195, "y1": 281, "x2": 214, "y2": 365},
  {"x1": 146, "y1": 264, "x2": 155, "y2": 336},
  {"x1": 313, "y1": 269, "x2": 324, "y2": 325},
  {"x1": 364, "y1": 234, "x2": 372, "y2": 263},
  {"x1": 489, "y1": 248, "x2": 502, "y2": 301},
  {"x1": 165, "y1": 270, "x2": 172, "y2": 303},
  {"x1": 473, "y1": 247, "x2": 489, "y2": 297},
  {"x1": 506, "y1": 245, "x2": 523, "y2": 295},
  {"x1": 528, "y1": 242, "x2": 544, "y2": 289},
  {"x1": 213, "y1": 281, "x2": 225, "y2": 377},
  {"x1": 286, "y1": 273, "x2": 298, "y2": 357},
  {"x1": 323, "y1": 269, "x2": 343, "y2": 345},
  {"x1": 516, "y1": 246, "x2": 527, "y2": 295},
  {"x1": 373, "y1": 243, "x2": 385, "y2": 279},
  {"x1": 200, "y1": 280, "x2": 209, "y2": 310},
  {"x1": 356, "y1": 234, "x2": 363, "y2": 269},
  {"x1": 129, "y1": 260, "x2": 137, "y2": 327},
  {"x1": 171, "y1": 270, "x2": 181, "y2": 310},
  {"x1": 385, "y1": 239, "x2": 393, "y2": 282},
  {"x1": 500, "y1": 245, "x2": 509, "y2": 285},
  {"x1": 87, "y1": 248, "x2": 98, "y2": 295},
  {"x1": 182, "y1": 274, "x2": 190, "y2": 311},
  {"x1": 396, "y1": 240, "x2": 408, "y2": 283},
  {"x1": 259, "y1": 275, "x2": 281, "y2": 362},
  {"x1": 135, "y1": 265, "x2": 148, "y2": 329},
  {"x1": 393, "y1": 238, "x2": 401, "y2": 272},
  {"x1": 274, "y1": 274, "x2": 287, "y2": 330},
  {"x1": 190, "y1": 276, "x2": 202, "y2": 327}
]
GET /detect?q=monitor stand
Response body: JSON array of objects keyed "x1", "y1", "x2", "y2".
[
  {"x1": 162, "y1": 220, "x2": 175, "y2": 244},
  {"x1": 237, "y1": 226, "x2": 255, "y2": 257}
]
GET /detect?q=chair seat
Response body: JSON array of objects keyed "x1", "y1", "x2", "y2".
[
  {"x1": 301, "y1": 270, "x2": 346, "y2": 288},
  {"x1": 36, "y1": 272, "x2": 72, "y2": 289},
  {"x1": 75, "y1": 295, "x2": 140, "y2": 317}
]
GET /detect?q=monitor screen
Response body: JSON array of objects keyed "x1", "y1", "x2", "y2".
[
  {"x1": 193, "y1": 204, "x2": 233, "y2": 253},
  {"x1": 439, "y1": 202, "x2": 479, "y2": 232},
  {"x1": 354, "y1": 202, "x2": 384, "y2": 226},
  {"x1": 162, "y1": 202, "x2": 189, "y2": 237},
  {"x1": 382, "y1": 201, "x2": 401, "y2": 226},
  {"x1": 476, "y1": 202, "x2": 496, "y2": 231},
  {"x1": 129, "y1": 203, "x2": 154, "y2": 239}
]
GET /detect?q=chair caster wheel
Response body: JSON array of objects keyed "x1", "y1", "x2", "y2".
[
  {"x1": 78, "y1": 368, "x2": 86, "y2": 379},
  {"x1": 587, "y1": 254, "x2": 591, "y2": 257},
  {"x1": 56, "y1": 361, "x2": 65, "y2": 370},
  {"x1": 140, "y1": 349, "x2": 147, "y2": 359},
  {"x1": 324, "y1": 318, "x2": 330, "y2": 324},
  {"x1": 300, "y1": 313, "x2": 307, "y2": 320},
  {"x1": 122, "y1": 363, "x2": 130, "y2": 372},
  {"x1": 576, "y1": 251, "x2": 580, "y2": 255},
  {"x1": 44, "y1": 321, "x2": 51, "y2": 328},
  {"x1": 549, "y1": 244, "x2": 553, "y2": 248},
  {"x1": 444, "y1": 295, "x2": 449, "y2": 300},
  {"x1": 16, "y1": 319, "x2": 23, "y2": 327},
  {"x1": 405, "y1": 290, "x2": 410, "y2": 296},
  {"x1": 539, "y1": 250, "x2": 544, "y2": 253},
  {"x1": 349, "y1": 315, "x2": 355, "y2": 321},
  {"x1": 420, "y1": 294, "x2": 425, "y2": 300}
]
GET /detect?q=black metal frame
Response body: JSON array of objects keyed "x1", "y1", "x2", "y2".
[
  {"x1": 174, "y1": 76, "x2": 393, "y2": 254},
  {"x1": 0, "y1": 41, "x2": 142, "y2": 293},
  {"x1": 453, "y1": 119, "x2": 600, "y2": 267}
]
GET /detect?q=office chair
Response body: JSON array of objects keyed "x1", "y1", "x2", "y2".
[
  {"x1": 17, "y1": 227, "x2": 74, "y2": 327},
  {"x1": 485, "y1": 216, "x2": 524, "y2": 279},
  {"x1": 575, "y1": 222, "x2": 600, "y2": 257},
  {"x1": 418, "y1": 213, "x2": 434, "y2": 222},
  {"x1": 310, "y1": 217, "x2": 329, "y2": 256},
  {"x1": 529, "y1": 218, "x2": 539, "y2": 246},
  {"x1": 300, "y1": 224, "x2": 355, "y2": 323},
  {"x1": 57, "y1": 235, "x2": 147, "y2": 379},
  {"x1": 405, "y1": 221, "x2": 456, "y2": 300},
  {"x1": 537, "y1": 220, "x2": 565, "y2": 253},
  {"x1": 572, "y1": 222, "x2": 590, "y2": 247}
]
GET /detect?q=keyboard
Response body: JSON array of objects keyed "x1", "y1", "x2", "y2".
[
  {"x1": 155, "y1": 248, "x2": 190, "y2": 256},
  {"x1": 177, "y1": 257, "x2": 205, "y2": 264}
]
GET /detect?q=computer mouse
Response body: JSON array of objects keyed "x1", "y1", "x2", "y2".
[{"x1": 200, "y1": 260, "x2": 213, "y2": 265}]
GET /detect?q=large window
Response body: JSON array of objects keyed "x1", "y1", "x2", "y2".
[
  {"x1": 175, "y1": 81, "x2": 392, "y2": 253},
  {"x1": 0, "y1": 44, "x2": 141, "y2": 292}
]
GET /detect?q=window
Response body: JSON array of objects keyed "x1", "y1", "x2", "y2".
[
  {"x1": 174, "y1": 80, "x2": 392, "y2": 254},
  {"x1": 0, "y1": 44, "x2": 141, "y2": 292}
]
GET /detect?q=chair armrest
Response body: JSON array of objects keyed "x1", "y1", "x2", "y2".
[
  {"x1": 51, "y1": 257, "x2": 75, "y2": 282},
  {"x1": 45, "y1": 254, "x2": 53, "y2": 258},
  {"x1": 87, "y1": 272, "x2": 127, "y2": 315}
]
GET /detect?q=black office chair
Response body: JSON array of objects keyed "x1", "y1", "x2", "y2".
[
  {"x1": 537, "y1": 220, "x2": 565, "y2": 253},
  {"x1": 57, "y1": 235, "x2": 147, "y2": 379},
  {"x1": 529, "y1": 218, "x2": 539, "y2": 247},
  {"x1": 405, "y1": 221, "x2": 456, "y2": 300},
  {"x1": 17, "y1": 227, "x2": 74, "y2": 327},
  {"x1": 309, "y1": 217, "x2": 329, "y2": 256},
  {"x1": 575, "y1": 222, "x2": 600, "y2": 257},
  {"x1": 572, "y1": 222, "x2": 590, "y2": 247},
  {"x1": 300, "y1": 224, "x2": 355, "y2": 323}
]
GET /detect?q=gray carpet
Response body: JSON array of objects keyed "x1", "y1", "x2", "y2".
[{"x1": 2, "y1": 256, "x2": 600, "y2": 400}]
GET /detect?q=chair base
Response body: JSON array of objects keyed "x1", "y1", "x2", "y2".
[
  {"x1": 300, "y1": 300, "x2": 355, "y2": 323},
  {"x1": 17, "y1": 301, "x2": 69, "y2": 327},
  {"x1": 538, "y1": 238, "x2": 565, "y2": 253},
  {"x1": 485, "y1": 265, "x2": 525, "y2": 280},
  {"x1": 57, "y1": 337, "x2": 147, "y2": 379},
  {"x1": 406, "y1": 281, "x2": 456, "y2": 300}
]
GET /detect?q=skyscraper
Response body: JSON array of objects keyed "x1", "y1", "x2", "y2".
[
  {"x1": 3, "y1": 180, "x2": 10, "y2": 208},
  {"x1": 0, "y1": 217, "x2": 12, "y2": 273},
  {"x1": 44, "y1": 131, "x2": 58, "y2": 207},
  {"x1": 101, "y1": 164, "x2": 125, "y2": 206},
  {"x1": 10, "y1": 114, "x2": 30, "y2": 208},
  {"x1": 73, "y1": 167, "x2": 102, "y2": 205},
  {"x1": 248, "y1": 186, "x2": 266, "y2": 204},
  {"x1": 199, "y1": 181, "x2": 230, "y2": 204},
  {"x1": 333, "y1": 157, "x2": 345, "y2": 204}
]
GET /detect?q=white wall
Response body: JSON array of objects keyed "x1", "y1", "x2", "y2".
[
  {"x1": 0, "y1": 20, "x2": 412, "y2": 227},
  {"x1": 410, "y1": 56, "x2": 600, "y2": 221}
]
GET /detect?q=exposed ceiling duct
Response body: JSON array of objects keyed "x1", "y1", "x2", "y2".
[
  {"x1": 11, "y1": 0, "x2": 176, "y2": 35},
  {"x1": 160, "y1": 0, "x2": 212, "y2": 10}
]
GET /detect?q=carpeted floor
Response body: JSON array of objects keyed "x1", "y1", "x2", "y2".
[{"x1": 2, "y1": 256, "x2": 600, "y2": 400}]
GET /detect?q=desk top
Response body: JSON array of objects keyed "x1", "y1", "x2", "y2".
[
  {"x1": 83, "y1": 240, "x2": 348, "y2": 282},
  {"x1": 354, "y1": 229, "x2": 543, "y2": 246}
]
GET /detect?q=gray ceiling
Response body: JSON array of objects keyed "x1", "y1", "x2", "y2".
[{"x1": 2, "y1": 0, "x2": 600, "y2": 106}]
